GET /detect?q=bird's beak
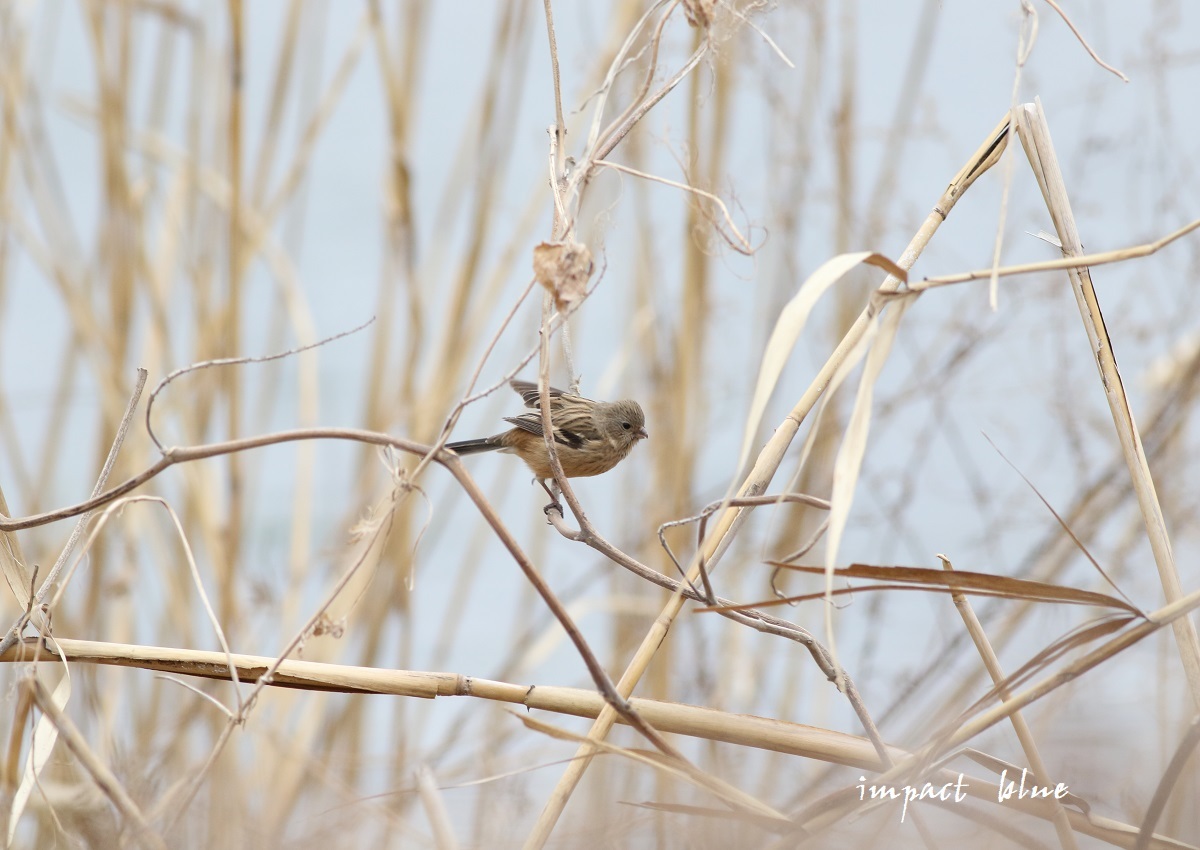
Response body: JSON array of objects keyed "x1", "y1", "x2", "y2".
[{"x1": 636, "y1": 426, "x2": 649, "y2": 440}]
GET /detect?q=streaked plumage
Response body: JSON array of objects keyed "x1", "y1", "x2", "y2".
[{"x1": 447, "y1": 380, "x2": 648, "y2": 481}]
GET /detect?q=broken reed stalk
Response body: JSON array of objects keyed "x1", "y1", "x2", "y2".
[{"x1": 1015, "y1": 99, "x2": 1200, "y2": 707}]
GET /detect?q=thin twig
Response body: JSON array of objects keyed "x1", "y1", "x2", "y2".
[
  {"x1": 913, "y1": 216, "x2": 1200, "y2": 290},
  {"x1": 596, "y1": 159, "x2": 756, "y2": 254},
  {"x1": 1040, "y1": 0, "x2": 1129, "y2": 82},
  {"x1": 541, "y1": 0, "x2": 566, "y2": 156},
  {"x1": 591, "y1": 0, "x2": 682, "y2": 164},
  {"x1": 145, "y1": 318, "x2": 374, "y2": 450}
]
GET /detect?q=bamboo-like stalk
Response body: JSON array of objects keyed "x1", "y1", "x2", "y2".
[
  {"x1": 0, "y1": 637, "x2": 1187, "y2": 849},
  {"x1": 1015, "y1": 99, "x2": 1200, "y2": 707}
]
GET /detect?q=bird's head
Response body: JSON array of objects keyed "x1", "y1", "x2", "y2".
[{"x1": 599, "y1": 399, "x2": 649, "y2": 447}]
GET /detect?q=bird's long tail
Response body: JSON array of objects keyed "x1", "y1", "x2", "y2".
[{"x1": 446, "y1": 436, "x2": 502, "y2": 455}]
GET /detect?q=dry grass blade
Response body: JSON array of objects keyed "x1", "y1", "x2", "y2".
[
  {"x1": 820, "y1": 295, "x2": 913, "y2": 686},
  {"x1": 734, "y1": 251, "x2": 906, "y2": 478},
  {"x1": 511, "y1": 710, "x2": 793, "y2": 831},
  {"x1": 7, "y1": 645, "x2": 70, "y2": 845},
  {"x1": 983, "y1": 433, "x2": 1140, "y2": 611},
  {"x1": 951, "y1": 585, "x2": 1200, "y2": 744},
  {"x1": 948, "y1": 615, "x2": 1136, "y2": 736},
  {"x1": 794, "y1": 613, "x2": 1180, "y2": 838},
  {"x1": 799, "y1": 588, "x2": 1200, "y2": 836},
  {"x1": 742, "y1": 562, "x2": 1143, "y2": 614}
]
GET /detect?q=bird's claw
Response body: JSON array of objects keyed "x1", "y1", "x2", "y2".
[{"x1": 543, "y1": 500, "x2": 563, "y2": 517}]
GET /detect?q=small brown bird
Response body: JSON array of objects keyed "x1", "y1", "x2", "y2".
[{"x1": 447, "y1": 380, "x2": 648, "y2": 499}]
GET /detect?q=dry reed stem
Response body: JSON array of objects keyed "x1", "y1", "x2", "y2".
[
  {"x1": 223, "y1": 0, "x2": 246, "y2": 632},
  {"x1": 0, "y1": 633, "x2": 1185, "y2": 849},
  {"x1": 34, "y1": 629, "x2": 1193, "y2": 846},
  {"x1": 0, "y1": 637, "x2": 885, "y2": 763},
  {"x1": 940, "y1": 555, "x2": 1079, "y2": 850},
  {"x1": 985, "y1": 0, "x2": 1036, "y2": 309},
  {"x1": 0, "y1": 674, "x2": 31, "y2": 792},
  {"x1": 15, "y1": 636, "x2": 1174, "y2": 848},
  {"x1": 541, "y1": 0, "x2": 566, "y2": 166},
  {"x1": 415, "y1": 765, "x2": 460, "y2": 850},
  {"x1": 1016, "y1": 99, "x2": 1200, "y2": 707}
]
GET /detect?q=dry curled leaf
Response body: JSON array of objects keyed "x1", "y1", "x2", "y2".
[{"x1": 533, "y1": 240, "x2": 593, "y2": 311}]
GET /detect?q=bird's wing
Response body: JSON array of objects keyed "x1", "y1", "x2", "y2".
[
  {"x1": 503, "y1": 414, "x2": 586, "y2": 448},
  {"x1": 509, "y1": 379, "x2": 581, "y2": 408}
]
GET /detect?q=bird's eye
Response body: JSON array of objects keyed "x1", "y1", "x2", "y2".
[{"x1": 622, "y1": 422, "x2": 631, "y2": 430}]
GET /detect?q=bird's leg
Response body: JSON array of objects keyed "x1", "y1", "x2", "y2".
[{"x1": 538, "y1": 478, "x2": 563, "y2": 516}]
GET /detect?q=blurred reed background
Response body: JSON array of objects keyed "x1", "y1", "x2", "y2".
[{"x1": 0, "y1": 1, "x2": 1198, "y2": 847}]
